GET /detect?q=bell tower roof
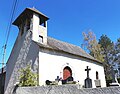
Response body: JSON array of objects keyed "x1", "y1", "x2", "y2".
[{"x1": 13, "y1": 7, "x2": 49, "y2": 26}]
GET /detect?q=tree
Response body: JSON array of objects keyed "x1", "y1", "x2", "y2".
[
  {"x1": 99, "y1": 35, "x2": 114, "y2": 63},
  {"x1": 19, "y1": 66, "x2": 38, "y2": 86},
  {"x1": 114, "y1": 38, "x2": 120, "y2": 77},
  {"x1": 115, "y1": 38, "x2": 120, "y2": 64},
  {"x1": 81, "y1": 31, "x2": 104, "y2": 62},
  {"x1": 98, "y1": 35, "x2": 114, "y2": 80}
]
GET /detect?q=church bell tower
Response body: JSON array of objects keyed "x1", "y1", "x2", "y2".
[{"x1": 13, "y1": 8, "x2": 49, "y2": 45}]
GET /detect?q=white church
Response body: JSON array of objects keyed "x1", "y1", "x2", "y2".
[{"x1": 4, "y1": 8, "x2": 106, "y2": 94}]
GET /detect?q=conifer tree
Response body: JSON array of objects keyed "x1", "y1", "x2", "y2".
[{"x1": 99, "y1": 34, "x2": 114, "y2": 80}]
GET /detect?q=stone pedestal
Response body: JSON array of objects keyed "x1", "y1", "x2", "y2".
[
  {"x1": 94, "y1": 79, "x2": 101, "y2": 87},
  {"x1": 109, "y1": 83, "x2": 120, "y2": 86},
  {"x1": 109, "y1": 72, "x2": 120, "y2": 87},
  {"x1": 85, "y1": 78, "x2": 92, "y2": 88}
]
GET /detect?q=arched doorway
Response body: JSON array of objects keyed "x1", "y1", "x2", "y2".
[{"x1": 63, "y1": 66, "x2": 72, "y2": 80}]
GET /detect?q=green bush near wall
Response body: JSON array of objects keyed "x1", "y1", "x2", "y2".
[
  {"x1": 106, "y1": 79, "x2": 112, "y2": 87},
  {"x1": 19, "y1": 66, "x2": 38, "y2": 87},
  {"x1": 106, "y1": 78, "x2": 120, "y2": 87},
  {"x1": 117, "y1": 78, "x2": 120, "y2": 83}
]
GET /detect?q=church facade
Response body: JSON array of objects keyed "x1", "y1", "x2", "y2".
[{"x1": 4, "y1": 8, "x2": 106, "y2": 94}]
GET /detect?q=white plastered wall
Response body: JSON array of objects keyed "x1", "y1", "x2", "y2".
[
  {"x1": 39, "y1": 50, "x2": 106, "y2": 88},
  {"x1": 32, "y1": 13, "x2": 39, "y2": 42},
  {"x1": 32, "y1": 13, "x2": 47, "y2": 45}
]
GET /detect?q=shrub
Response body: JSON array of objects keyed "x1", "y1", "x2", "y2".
[
  {"x1": 117, "y1": 78, "x2": 120, "y2": 83},
  {"x1": 19, "y1": 66, "x2": 38, "y2": 86}
]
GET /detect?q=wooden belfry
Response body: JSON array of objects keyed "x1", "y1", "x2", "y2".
[{"x1": 84, "y1": 66, "x2": 92, "y2": 88}]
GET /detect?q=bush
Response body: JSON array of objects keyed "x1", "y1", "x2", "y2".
[
  {"x1": 117, "y1": 78, "x2": 120, "y2": 83},
  {"x1": 106, "y1": 79, "x2": 112, "y2": 87},
  {"x1": 19, "y1": 66, "x2": 38, "y2": 86}
]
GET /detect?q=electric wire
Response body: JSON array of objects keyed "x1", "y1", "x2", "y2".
[
  {"x1": 0, "y1": 0, "x2": 19, "y2": 68},
  {"x1": 5, "y1": 0, "x2": 18, "y2": 46}
]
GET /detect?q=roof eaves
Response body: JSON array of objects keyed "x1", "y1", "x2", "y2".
[
  {"x1": 13, "y1": 8, "x2": 49, "y2": 26},
  {"x1": 26, "y1": 7, "x2": 49, "y2": 20}
]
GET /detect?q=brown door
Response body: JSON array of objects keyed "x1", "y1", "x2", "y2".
[{"x1": 63, "y1": 66, "x2": 72, "y2": 80}]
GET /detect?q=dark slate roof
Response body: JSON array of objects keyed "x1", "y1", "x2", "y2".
[
  {"x1": 13, "y1": 8, "x2": 49, "y2": 26},
  {"x1": 37, "y1": 37, "x2": 102, "y2": 64}
]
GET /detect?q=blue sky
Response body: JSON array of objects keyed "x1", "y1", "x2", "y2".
[{"x1": 0, "y1": 0, "x2": 120, "y2": 68}]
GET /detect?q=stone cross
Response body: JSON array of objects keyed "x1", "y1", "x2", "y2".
[
  {"x1": 85, "y1": 66, "x2": 91, "y2": 78},
  {"x1": 84, "y1": 66, "x2": 92, "y2": 88}
]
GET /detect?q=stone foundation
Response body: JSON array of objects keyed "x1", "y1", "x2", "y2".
[{"x1": 14, "y1": 85, "x2": 120, "y2": 94}]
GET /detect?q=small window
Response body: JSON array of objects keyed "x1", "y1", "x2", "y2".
[
  {"x1": 26, "y1": 19, "x2": 30, "y2": 31},
  {"x1": 39, "y1": 18, "x2": 46, "y2": 27},
  {"x1": 96, "y1": 71, "x2": 99, "y2": 79},
  {"x1": 39, "y1": 35, "x2": 43, "y2": 43},
  {"x1": 41, "y1": 22, "x2": 46, "y2": 27},
  {"x1": 21, "y1": 24, "x2": 24, "y2": 36}
]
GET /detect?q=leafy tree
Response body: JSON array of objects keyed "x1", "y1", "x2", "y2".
[
  {"x1": 19, "y1": 66, "x2": 38, "y2": 86},
  {"x1": 81, "y1": 31, "x2": 104, "y2": 62}
]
